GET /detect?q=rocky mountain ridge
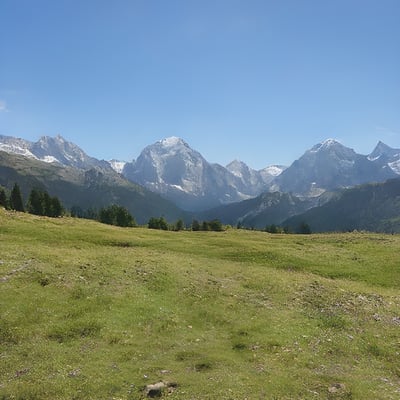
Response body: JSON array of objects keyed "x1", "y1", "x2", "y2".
[
  {"x1": 1, "y1": 134, "x2": 399, "y2": 212},
  {"x1": 121, "y1": 137, "x2": 284, "y2": 210},
  {"x1": 0, "y1": 134, "x2": 110, "y2": 170}
]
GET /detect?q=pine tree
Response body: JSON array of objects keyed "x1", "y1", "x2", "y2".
[
  {"x1": 174, "y1": 219, "x2": 184, "y2": 231},
  {"x1": 50, "y1": 196, "x2": 63, "y2": 217},
  {"x1": 41, "y1": 191, "x2": 52, "y2": 216},
  {"x1": 297, "y1": 222, "x2": 312, "y2": 234},
  {"x1": 114, "y1": 205, "x2": 135, "y2": 227},
  {"x1": 0, "y1": 187, "x2": 7, "y2": 208},
  {"x1": 191, "y1": 219, "x2": 200, "y2": 231},
  {"x1": 27, "y1": 188, "x2": 44, "y2": 215},
  {"x1": 159, "y1": 216, "x2": 169, "y2": 230},
  {"x1": 99, "y1": 205, "x2": 135, "y2": 227},
  {"x1": 10, "y1": 183, "x2": 24, "y2": 212}
]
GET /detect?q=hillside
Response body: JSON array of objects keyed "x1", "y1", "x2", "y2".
[
  {"x1": 0, "y1": 151, "x2": 186, "y2": 224},
  {"x1": 1, "y1": 209, "x2": 399, "y2": 399},
  {"x1": 198, "y1": 191, "x2": 315, "y2": 229},
  {"x1": 284, "y1": 178, "x2": 400, "y2": 233}
]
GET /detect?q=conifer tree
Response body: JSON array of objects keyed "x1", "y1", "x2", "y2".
[
  {"x1": 191, "y1": 219, "x2": 200, "y2": 231},
  {"x1": 10, "y1": 183, "x2": 24, "y2": 212},
  {"x1": 27, "y1": 188, "x2": 44, "y2": 215},
  {"x1": 99, "y1": 205, "x2": 135, "y2": 227},
  {"x1": 0, "y1": 187, "x2": 7, "y2": 208},
  {"x1": 50, "y1": 196, "x2": 63, "y2": 217}
]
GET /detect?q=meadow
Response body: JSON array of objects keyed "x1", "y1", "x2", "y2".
[{"x1": 0, "y1": 208, "x2": 399, "y2": 399}]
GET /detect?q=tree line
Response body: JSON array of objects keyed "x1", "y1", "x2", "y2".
[
  {"x1": 264, "y1": 222, "x2": 311, "y2": 234},
  {"x1": 147, "y1": 217, "x2": 224, "y2": 231},
  {"x1": 0, "y1": 184, "x2": 63, "y2": 217},
  {"x1": 1, "y1": 183, "x2": 310, "y2": 233}
]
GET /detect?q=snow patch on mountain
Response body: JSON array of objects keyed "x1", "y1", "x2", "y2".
[
  {"x1": 261, "y1": 165, "x2": 286, "y2": 177},
  {"x1": 389, "y1": 159, "x2": 400, "y2": 174},
  {"x1": 42, "y1": 155, "x2": 59, "y2": 163},
  {"x1": 109, "y1": 160, "x2": 127, "y2": 174},
  {"x1": 0, "y1": 142, "x2": 37, "y2": 159},
  {"x1": 310, "y1": 138, "x2": 342, "y2": 152},
  {"x1": 159, "y1": 136, "x2": 185, "y2": 147}
]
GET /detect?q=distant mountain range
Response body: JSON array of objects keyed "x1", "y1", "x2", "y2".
[
  {"x1": 283, "y1": 178, "x2": 400, "y2": 233},
  {"x1": 0, "y1": 133, "x2": 400, "y2": 231},
  {"x1": 0, "y1": 134, "x2": 109, "y2": 170},
  {"x1": 272, "y1": 139, "x2": 398, "y2": 197},
  {"x1": 0, "y1": 148, "x2": 186, "y2": 224}
]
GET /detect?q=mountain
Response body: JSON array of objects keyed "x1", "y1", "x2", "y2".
[
  {"x1": 226, "y1": 160, "x2": 285, "y2": 192},
  {"x1": 0, "y1": 150, "x2": 186, "y2": 224},
  {"x1": 0, "y1": 134, "x2": 110, "y2": 170},
  {"x1": 368, "y1": 141, "x2": 400, "y2": 175},
  {"x1": 273, "y1": 139, "x2": 397, "y2": 196},
  {"x1": 122, "y1": 137, "x2": 282, "y2": 211},
  {"x1": 2, "y1": 134, "x2": 400, "y2": 218},
  {"x1": 198, "y1": 191, "x2": 315, "y2": 229},
  {"x1": 283, "y1": 177, "x2": 400, "y2": 233}
]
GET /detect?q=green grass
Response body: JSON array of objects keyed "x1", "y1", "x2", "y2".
[{"x1": 1, "y1": 208, "x2": 400, "y2": 399}]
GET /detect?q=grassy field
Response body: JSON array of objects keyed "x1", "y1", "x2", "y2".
[{"x1": 1, "y1": 208, "x2": 400, "y2": 399}]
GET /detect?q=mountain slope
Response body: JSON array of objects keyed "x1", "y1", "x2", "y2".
[
  {"x1": 273, "y1": 139, "x2": 397, "y2": 196},
  {"x1": 368, "y1": 141, "x2": 400, "y2": 174},
  {"x1": 0, "y1": 151, "x2": 186, "y2": 224},
  {"x1": 0, "y1": 134, "x2": 109, "y2": 170},
  {"x1": 283, "y1": 177, "x2": 400, "y2": 233},
  {"x1": 199, "y1": 191, "x2": 315, "y2": 229}
]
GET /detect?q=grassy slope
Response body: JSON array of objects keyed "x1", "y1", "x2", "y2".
[{"x1": 0, "y1": 209, "x2": 399, "y2": 399}]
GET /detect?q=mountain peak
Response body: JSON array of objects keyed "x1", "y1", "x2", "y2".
[
  {"x1": 310, "y1": 138, "x2": 343, "y2": 153},
  {"x1": 368, "y1": 141, "x2": 400, "y2": 170},
  {"x1": 370, "y1": 141, "x2": 392, "y2": 156},
  {"x1": 226, "y1": 159, "x2": 251, "y2": 178},
  {"x1": 159, "y1": 136, "x2": 187, "y2": 147},
  {"x1": 226, "y1": 159, "x2": 247, "y2": 168}
]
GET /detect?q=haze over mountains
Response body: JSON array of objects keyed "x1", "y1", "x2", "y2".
[{"x1": 0, "y1": 133, "x2": 400, "y2": 231}]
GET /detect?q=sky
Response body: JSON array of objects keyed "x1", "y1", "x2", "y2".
[{"x1": 1, "y1": 0, "x2": 399, "y2": 169}]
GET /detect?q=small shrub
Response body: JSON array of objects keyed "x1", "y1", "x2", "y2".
[
  {"x1": 39, "y1": 276, "x2": 50, "y2": 286},
  {"x1": 194, "y1": 361, "x2": 213, "y2": 371},
  {"x1": 0, "y1": 318, "x2": 19, "y2": 344},
  {"x1": 232, "y1": 342, "x2": 247, "y2": 351},
  {"x1": 47, "y1": 320, "x2": 101, "y2": 342}
]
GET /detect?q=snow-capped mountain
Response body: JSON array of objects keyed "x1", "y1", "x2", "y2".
[
  {"x1": 226, "y1": 160, "x2": 284, "y2": 187},
  {"x1": 368, "y1": 141, "x2": 400, "y2": 175},
  {"x1": 273, "y1": 139, "x2": 397, "y2": 196},
  {"x1": 0, "y1": 134, "x2": 109, "y2": 170},
  {"x1": 122, "y1": 137, "x2": 241, "y2": 210},
  {"x1": 2, "y1": 133, "x2": 399, "y2": 214},
  {"x1": 0, "y1": 135, "x2": 38, "y2": 159},
  {"x1": 121, "y1": 137, "x2": 281, "y2": 211}
]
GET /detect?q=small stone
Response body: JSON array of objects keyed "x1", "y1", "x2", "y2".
[
  {"x1": 328, "y1": 383, "x2": 345, "y2": 393},
  {"x1": 145, "y1": 382, "x2": 166, "y2": 398},
  {"x1": 68, "y1": 368, "x2": 81, "y2": 378},
  {"x1": 373, "y1": 313, "x2": 381, "y2": 321},
  {"x1": 160, "y1": 369, "x2": 171, "y2": 374}
]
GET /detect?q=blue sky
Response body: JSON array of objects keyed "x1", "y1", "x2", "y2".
[{"x1": 1, "y1": 0, "x2": 399, "y2": 169}]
